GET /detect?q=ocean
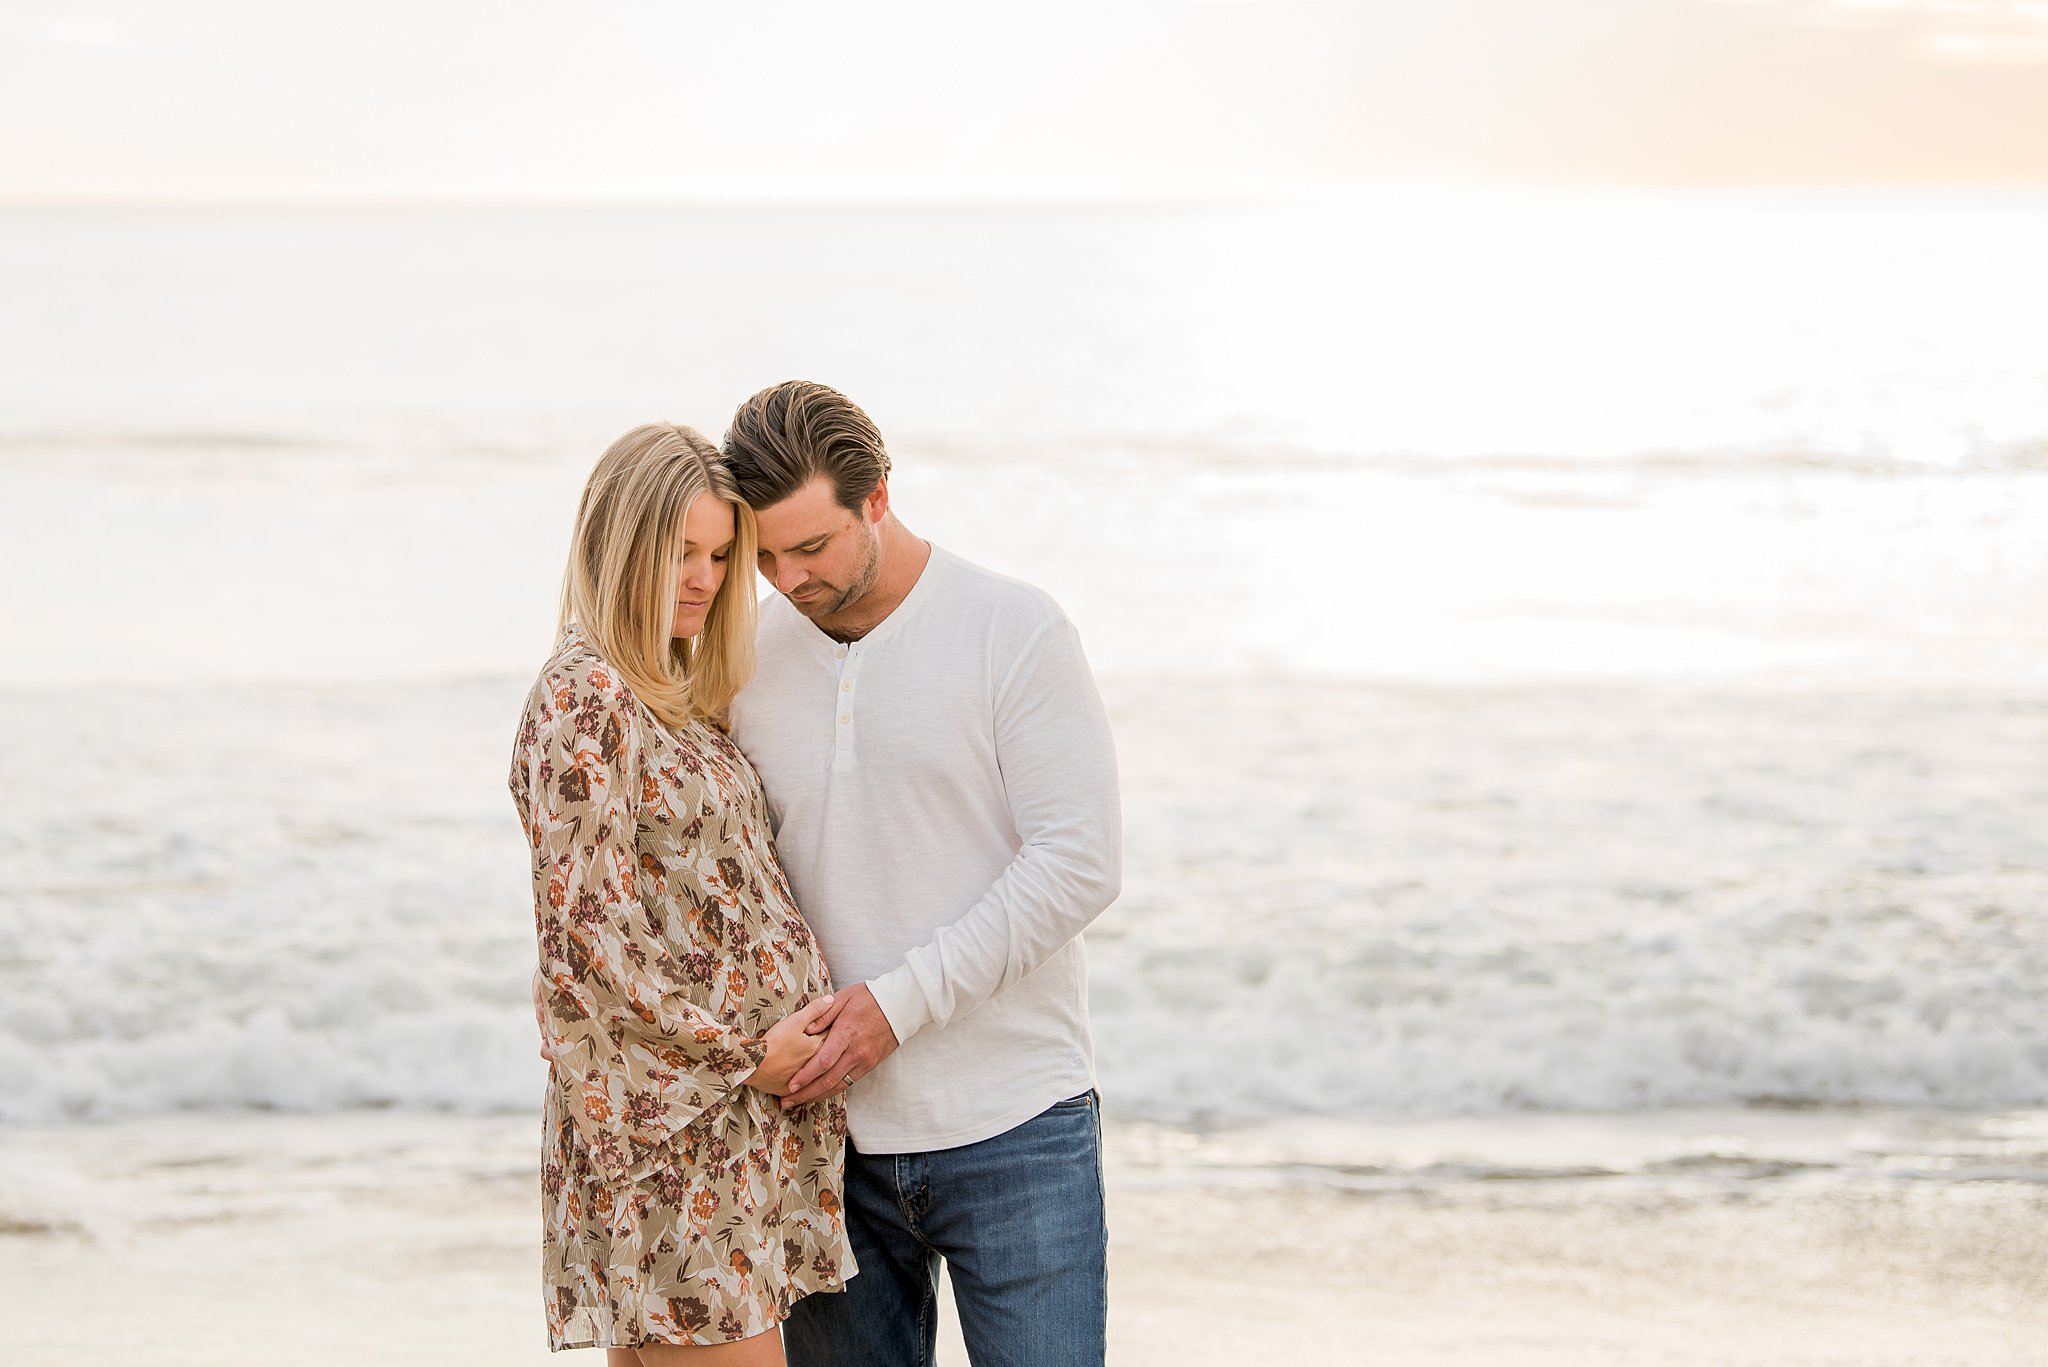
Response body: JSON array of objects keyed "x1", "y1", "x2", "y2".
[{"x1": 1, "y1": 193, "x2": 2045, "y2": 1156}]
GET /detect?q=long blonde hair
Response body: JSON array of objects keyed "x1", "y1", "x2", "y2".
[{"x1": 558, "y1": 423, "x2": 758, "y2": 731}]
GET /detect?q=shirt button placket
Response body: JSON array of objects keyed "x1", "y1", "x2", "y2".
[{"x1": 834, "y1": 644, "x2": 857, "y2": 759}]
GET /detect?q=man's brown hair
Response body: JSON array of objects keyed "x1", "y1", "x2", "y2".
[{"x1": 721, "y1": 380, "x2": 892, "y2": 512}]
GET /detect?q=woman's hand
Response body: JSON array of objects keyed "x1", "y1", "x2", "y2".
[
  {"x1": 533, "y1": 967, "x2": 558, "y2": 1064},
  {"x1": 747, "y1": 995, "x2": 837, "y2": 1095}
]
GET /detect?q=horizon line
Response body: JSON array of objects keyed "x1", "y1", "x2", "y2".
[{"x1": 7, "y1": 178, "x2": 2048, "y2": 210}]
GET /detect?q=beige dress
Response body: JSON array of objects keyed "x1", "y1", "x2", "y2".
[{"x1": 510, "y1": 626, "x2": 853, "y2": 1350}]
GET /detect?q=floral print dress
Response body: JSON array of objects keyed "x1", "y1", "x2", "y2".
[{"x1": 510, "y1": 626, "x2": 853, "y2": 1350}]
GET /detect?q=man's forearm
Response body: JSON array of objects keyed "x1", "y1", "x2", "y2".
[{"x1": 867, "y1": 831, "x2": 1121, "y2": 1042}]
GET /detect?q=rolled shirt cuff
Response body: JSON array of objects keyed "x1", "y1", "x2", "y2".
[{"x1": 865, "y1": 965, "x2": 934, "y2": 1046}]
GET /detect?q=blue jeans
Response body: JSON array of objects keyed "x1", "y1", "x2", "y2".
[{"x1": 785, "y1": 1090, "x2": 1108, "y2": 1367}]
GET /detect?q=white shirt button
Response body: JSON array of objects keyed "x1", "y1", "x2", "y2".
[
  {"x1": 835, "y1": 647, "x2": 847, "y2": 658},
  {"x1": 841, "y1": 680, "x2": 853, "y2": 692},
  {"x1": 839, "y1": 714, "x2": 851, "y2": 725}
]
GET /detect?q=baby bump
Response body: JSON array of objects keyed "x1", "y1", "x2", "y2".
[
  {"x1": 718, "y1": 891, "x2": 833, "y2": 1037},
  {"x1": 750, "y1": 872, "x2": 833, "y2": 999},
  {"x1": 767, "y1": 911, "x2": 834, "y2": 1006},
  {"x1": 790, "y1": 920, "x2": 833, "y2": 999}
]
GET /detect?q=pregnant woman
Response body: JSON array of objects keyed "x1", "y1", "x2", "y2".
[{"x1": 510, "y1": 423, "x2": 853, "y2": 1363}]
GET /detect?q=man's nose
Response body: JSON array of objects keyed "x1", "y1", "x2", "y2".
[{"x1": 775, "y1": 561, "x2": 807, "y2": 593}]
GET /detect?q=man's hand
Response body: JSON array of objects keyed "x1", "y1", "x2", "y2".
[{"x1": 779, "y1": 982, "x2": 900, "y2": 1107}]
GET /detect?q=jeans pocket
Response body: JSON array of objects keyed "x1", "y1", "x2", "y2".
[{"x1": 1049, "y1": 1089, "x2": 1098, "y2": 1112}]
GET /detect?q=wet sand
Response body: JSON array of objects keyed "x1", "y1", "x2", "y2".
[{"x1": 1, "y1": 1110, "x2": 2043, "y2": 1366}]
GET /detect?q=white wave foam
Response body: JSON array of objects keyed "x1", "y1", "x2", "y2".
[
  {"x1": 1091, "y1": 894, "x2": 2048, "y2": 1122},
  {"x1": 1, "y1": 678, "x2": 2044, "y2": 1126}
]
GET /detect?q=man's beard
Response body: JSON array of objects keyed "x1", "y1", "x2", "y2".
[{"x1": 801, "y1": 524, "x2": 883, "y2": 617}]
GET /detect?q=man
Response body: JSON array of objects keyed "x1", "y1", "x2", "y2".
[{"x1": 722, "y1": 380, "x2": 1122, "y2": 1367}]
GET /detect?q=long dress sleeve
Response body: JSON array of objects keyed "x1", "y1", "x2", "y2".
[{"x1": 517, "y1": 660, "x2": 769, "y2": 1184}]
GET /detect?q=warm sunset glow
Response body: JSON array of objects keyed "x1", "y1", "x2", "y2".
[{"x1": 3, "y1": 0, "x2": 2047, "y2": 203}]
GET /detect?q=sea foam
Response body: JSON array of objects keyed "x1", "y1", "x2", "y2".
[{"x1": 1, "y1": 678, "x2": 2042, "y2": 1125}]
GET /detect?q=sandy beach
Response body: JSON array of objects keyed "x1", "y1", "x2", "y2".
[{"x1": 3, "y1": 1108, "x2": 2044, "y2": 1366}]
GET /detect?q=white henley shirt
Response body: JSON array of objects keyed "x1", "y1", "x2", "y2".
[{"x1": 729, "y1": 544, "x2": 1122, "y2": 1153}]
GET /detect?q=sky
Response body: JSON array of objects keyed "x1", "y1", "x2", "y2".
[{"x1": 3, "y1": 0, "x2": 2048, "y2": 200}]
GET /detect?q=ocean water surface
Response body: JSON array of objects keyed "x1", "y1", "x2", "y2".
[{"x1": 1, "y1": 196, "x2": 2044, "y2": 1179}]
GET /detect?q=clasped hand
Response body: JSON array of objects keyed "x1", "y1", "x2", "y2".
[
  {"x1": 532, "y1": 969, "x2": 899, "y2": 1105},
  {"x1": 772, "y1": 982, "x2": 901, "y2": 1107}
]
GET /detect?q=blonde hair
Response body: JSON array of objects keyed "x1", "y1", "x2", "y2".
[{"x1": 559, "y1": 423, "x2": 758, "y2": 731}]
